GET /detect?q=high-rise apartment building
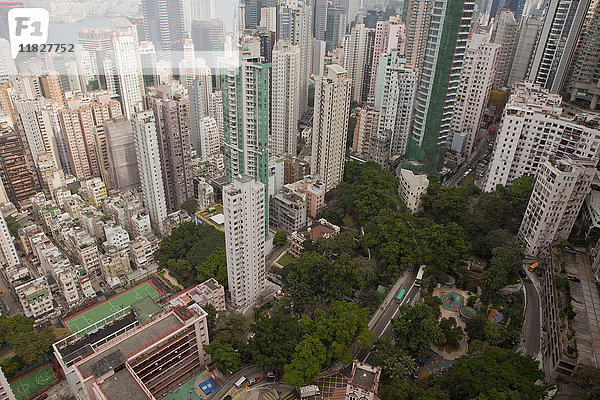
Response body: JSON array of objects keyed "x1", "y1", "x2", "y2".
[
  {"x1": 221, "y1": 58, "x2": 271, "y2": 200},
  {"x1": 484, "y1": 81, "x2": 600, "y2": 191},
  {"x1": 405, "y1": 0, "x2": 432, "y2": 79},
  {"x1": 518, "y1": 157, "x2": 596, "y2": 256},
  {"x1": 59, "y1": 93, "x2": 122, "y2": 180},
  {"x1": 147, "y1": 86, "x2": 193, "y2": 212},
  {"x1": 0, "y1": 123, "x2": 37, "y2": 207},
  {"x1": 198, "y1": 116, "x2": 221, "y2": 161},
  {"x1": 223, "y1": 176, "x2": 266, "y2": 309},
  {"x1": 112, "y1": 20, "x2": 145, "y2": 119},
  {"x1": 368, "y1": 17, "x2": 405, "y2": 101},
  {"x1": 325, "y1": 5, "x2": 347, "y2": 52},
  {"x1": 132, "y1": 110, "x2": 168, "y2": 233},
  {"x1": 491, "y1": 9, "x2": 518, "y2": 90},
  {"x1": 272, "y1": 41, "x2": 301, "y2": 156},
  {"x1": 346, "y1": 23, "x2": 370, "y2": 103},
  {"x1": 405, "y1": 0, "x2": 474, "y2": 173},
  {"x1": 374, "y1": 51, "x2": 417, "y2": 157},
  {"x1": 528, "y1": 0, "x2": 591, "y2": 93},
  {"x1": 189, "y1": 70, "x2": 213, "y2": 156},
  {"x1": 0, "y1": 213, "x2": 18, "y2": 267},
  {"x1": 311, "y1": 64, "x2": 351, "y2": 191},
  {"x1": 279, "y1": 0, "x2": 313, "y2": 117},
  {"x1": 104, "y1": 117, "x2": 140, "y2": 192},
  {"x1": 141, "y1": 0, "x2": 185, "y2": 62},
  {"x1": 450, "y1": 34, "x2": 500, "y2": 155},
  {"x1": 565, "y1": 0, "x2": 600, "y2": 109},
  {"x1": 507, "y1": 14, "x2": 543, "y2": 88}
]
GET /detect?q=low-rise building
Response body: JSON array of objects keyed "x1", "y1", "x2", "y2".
[
  {"x1": 81, "y1": 178, "x2": 107, "y2": 207},
  {"x1": 129, "y1": 236, "x2": 157, "y2": 269},
  {"x1": 289, "y1": 219, "x2": 340, "y2": 257},
  {"x1": 283, "y1": 157, "x2": 310, "y2": 184},
  {"x1": 169, "y1": 278, "x2": 225, "y2": 311},
  {"x1": 54, "y1": 300, "x2": 210, "y2": 400},
  {"x1": 104, "y1": 224, "x2": 130, "y2": 251},
  {"x1": 398, "y1": 169, "x2": 429, "y2": 213},
  {"x1": 15, "y1": 276, "x2": 55, "y2": 321},
  {"x1": 269, "y1": 189, "x2": 307, "y2": 233},
  {"x1": 60, "y1": 271, "x2": 80, "y2": 308},
  {"x1": 162, "y1": 210, "x2": 192, "y2": 236},
  {"x1": 63, "y1": 228, "x2": 100, "y2": 274}
]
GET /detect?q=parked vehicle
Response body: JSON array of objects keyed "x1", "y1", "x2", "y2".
[
  {"x1": 264, "y1": 371, "x2": 279, "y2": 378},
  {"x1": 234, "y1": 376, "x2": 247, "y2": 388},
  {"x1": 247, "y1": 377, "x2": 261, "y2": 386}
]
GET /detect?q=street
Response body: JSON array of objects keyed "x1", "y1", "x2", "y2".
[
  {"x1": 443, "y1": 136, "x2": 490, "y2": 187},
  {"x1": 353, "y1": 266, "x2": 420, "y2": 365}
]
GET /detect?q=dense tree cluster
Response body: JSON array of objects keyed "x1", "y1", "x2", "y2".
[
  {"x1": 284, "y1": 301, "x2": 371, "y2": 386},
  {"x1": 154, "y1": 222, "x2": 225, "y2": 283},
  {"x1": 0, "y1": 315, "x2": 67, "y2": 371}
]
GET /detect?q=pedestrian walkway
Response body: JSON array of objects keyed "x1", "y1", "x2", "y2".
[{"x1": 575, "y1": 252, "x2": 600, "y2": 367}]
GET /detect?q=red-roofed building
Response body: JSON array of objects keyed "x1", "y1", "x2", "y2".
[{"x1": 289, "y1": 219, "x2": 340, "y2": 257}]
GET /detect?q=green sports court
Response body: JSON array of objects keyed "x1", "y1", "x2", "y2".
[
  {"x1": 63, "y1": 282, "x2": 160, "y2": 333},
  {"x1": 9, "y1": 364, "x2": 57, "y2": 400}
]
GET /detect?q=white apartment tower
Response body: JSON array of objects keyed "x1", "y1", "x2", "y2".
[
  {"x1": 518, "y1": 157, "x2": 597, "y2": 256},
  {"x1": 0, "y1": 213, "x2": 18, "y2": 267},
  {"x1": 450, "y1": 34, "x2": 500, "y2": 155},
  {"x1": 346, "y1": 23, "x2": 370, "y2": 103},
  {"x1": 374, "y1": 51, "x2": 417, "y2": 157},
  {"x1": 112, "y1": 21, "x2": 145, "y2": 119},
  {"x1": 223, "y1": 176, "x2": 266, "y2": 309},
  {"x1": 198, "y1": 116, "x2": 221, "y2": 161},
  {"x1": 272, "y1": 40, "x2": 301, "y2": 156},
  {"x1": 132, "y1": 110, "x2": 168, "y2": 233},
  {"x1": 311, "y1": 64, "x2": 351, "y2": 191},
  {"x1": 507, "y1": 15, "x2": 543, "y2": 88},
  {"x1": 490, "y1": 9, "x2": 518, "y2": 90},
  {"x1": 279, "y1": 0, "x2": 313, "y2": 117},
  {"x1": 484, "y1": 81, "x2": 600, "y2": 191}
]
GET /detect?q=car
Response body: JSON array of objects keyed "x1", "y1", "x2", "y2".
[
  {"x1": 264, "y1": 371, "x2": 279, "y2": 378},
  {"x1": 247, "y1": 377, "x2": 261, "y2": 386},
  {"x1": 223, "y1": 396, "x2": 232, "y2": 400},
  {"x1": 567, "y1": 276, "x2": 581, "y2": 283},
  {"x1": 37, "y1": 395, "x2": 48, "y2": 400},
  {"x1": 518, "y1": 270, "x2": 526, "y2": 278}
]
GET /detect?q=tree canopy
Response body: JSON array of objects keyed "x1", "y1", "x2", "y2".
[
  {"x1": 203, "y1": 340, "x2": 240, "y2": 372},
  {"x1": 246, "y1": 312, "x2": 302, "y2": 370},
  {"x1": 196, "y1": 249, "x2": 228, "y2": 288},
  {"x1": 393, "y1": 303, "x2": 445, "y2": 357},
  {"x1": 154, "y1": 222, "x2": 225, "y2": 283},
  {"x1": 274, "y1": 231, "x2": 288, "y2": 246}
]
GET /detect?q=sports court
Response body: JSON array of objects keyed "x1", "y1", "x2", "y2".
[
  {"x1": 63, "y1": 281, "x2": 160, "y2": 333},
  {"x1": 9, "y1": 364, "x2": 57, "y2": 400}
]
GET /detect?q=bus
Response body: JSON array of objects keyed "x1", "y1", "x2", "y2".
[
  {"x1": 415, "y1": 265, "x2": 425, "y2": 287},
  {"x1": 528, "y1": 262, "x2": 539, "y2": 272},
  {"x1": 395, "y1": 289, "x2": 406, "y2": 303}
]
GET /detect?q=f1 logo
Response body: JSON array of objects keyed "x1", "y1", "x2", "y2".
[{"x1": 8, "y1": 8, "x2": 49, "y2": 59}]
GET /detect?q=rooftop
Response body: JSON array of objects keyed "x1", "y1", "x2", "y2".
[
  {"x1": 98, "y1": 365, "x2": 148, "y2": 400},
  {"x1": 77, "y1": 313, "x2": 181, "y2": 377}
]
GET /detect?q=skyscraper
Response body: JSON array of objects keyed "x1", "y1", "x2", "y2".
[
  {"x1": 405, "y1": 0, "x2": 432, "y2": 79},
  {"x1": 528, "y1": 0, "x2": 591, "y2": 93},
  {"x1": 104, "y1": 117, "x2": 140, "y2": 192},
  {"x1": 189, "y1": 71, "x2": 212, "y2": 155},
  {"x1": 565, "y1": 0, "x2": 600, "y2": 109},
  {"x1": 491, "y1": 9, "x2": 518, "y2": 90},
  {"x1": 311, "y1": 64, "x2": 351, "y2": 191},
  {"x1": 112, "y1": 20, "x2": 145, "y2": 119},
  {"x1": 272, "y1": 41, "x2": 301, "y2": 157},
  {"x1": 221, "y1": 58, "x2": 271, "y2": 231},
  {"x1": 132, "y1": 110, "x2": 168, "y2": 233},
  {"x1": 405, "y1": 0, "x2": 474, "y2": 173},
  {"x1": 507, "y1": 14, "x2": 542, "y2": 88},
  {"x1": 450, "y1": 34, "x2": 500, "y2": 155},
  {"x1": 346, "y1": 23, "x2": 370, "y2": 103},
  {"x1": 314, "y1": 0, "x2": 328, "y2": 41},
  {"x1": 518, "y1": 157, "x2": 596, "y2": 256},
  {"x1": 369, "y1": 17, "x2": 405, "y2": 101},
  {"x1": 223, "y1": 175, "x2": 266, "y2": 309},
  {"x1": 142, "y1": 0, "x2": 186, "y2": 62},
  {"x1": 0, "y1": 122, "x2": 37, "y2": 207},
  {"x1": 182, "y1": 0, "x2": 215, "y2": 32},
  {"x1": 325, "y1": 5, "x2": 347, "y2": 52},
  {"x1": 279, "y1": 0, "x2": 313, "y2": 117},
  {"x1": 147, "y1": 85, "x2": 193, "y2": 212},
  {"x1": 374, "y1": 51, "x2": 417, "y2": 157}
]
